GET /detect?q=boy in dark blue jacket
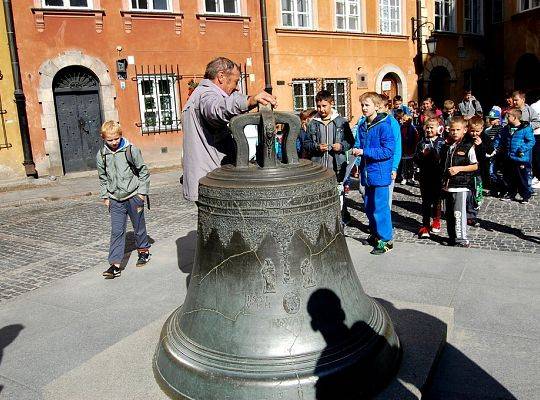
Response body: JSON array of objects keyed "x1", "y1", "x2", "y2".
[
  {"x1": 497, "y1": 108, "x2": 536, "y2": 203},
  {"x1": 352, "y1": 92, "x2": 395, "y2": 255},
  {"x1": 413, "y1": 117, "x2": 445, "y2": 238}
]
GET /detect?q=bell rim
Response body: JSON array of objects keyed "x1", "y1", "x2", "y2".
[{"x1": 156, "y1": 298, "x2": 398, "y2": 376}]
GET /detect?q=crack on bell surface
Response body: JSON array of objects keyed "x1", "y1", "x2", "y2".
[{"x1": 181, "y1": 306, "x2": 247, "y2": 323}]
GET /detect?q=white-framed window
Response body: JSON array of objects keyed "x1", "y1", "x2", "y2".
[
  {"x1": 137, "y1": 74, "x2": 181, "y2": 132},
  {"x1": 43, "y1": 0, "x2": 92, "y2": 7},
  {"x1": 520, "y1": 0, "x2": 540, "y2": 11},
  {"x1": 205, "y1": 0, "x2": 240, "y2": 15},
  {"x1": 379, "y1": 0, "x2": 402, "y2": 34},
  {"x1": 281, "y1": 0, "x2": 313, "y2": 29},
  {"x1": 336, "y1": 0, "x2": 361, "y2": 31},
  {"x1": 435, "y1": 0, "x2": 455, "y2": 31},
  {"x1": 323, "y1": 78, "x2": 350, "y2": 119},
  {"x1": 464, "y1": 0, "x2": 483, "y2": 34},
  {"x1": 130, "y1": 0, "x2": 171, "y2": 11},
  {"x1": 292, "y1": 79, "x2": 317, "y2": 112}
]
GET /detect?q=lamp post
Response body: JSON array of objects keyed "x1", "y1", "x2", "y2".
[{"x1": 411, "y1": 3, "x2": 438, "y2": 101}]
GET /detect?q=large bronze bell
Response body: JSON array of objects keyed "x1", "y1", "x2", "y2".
[{"x1": 154, "y1": 106, "x2": 401, "y2": 399}]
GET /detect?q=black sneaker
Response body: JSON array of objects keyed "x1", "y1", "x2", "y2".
[
  {"x1": 370, "y1": 240, "x2": 393, "y2": 255},
  {"x1": 365, "y1": 234, "x2": 378, "y2": 246},
  {"x1": 103, "y1": 265, "x2": 121, "y2": 279},
  {"x1": 136, "y1": 251, "x2": 151, "y2": 267},
  {"x1": 521, "y1": 198, "x2": 530, "y2": 204}
]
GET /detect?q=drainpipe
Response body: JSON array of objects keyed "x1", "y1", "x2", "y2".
[
  {"x1": 416, "y1": 0, "x2": 424, "y2": 102},
  {"x1": 259, "y1": 0, "x2": 272, "y2": 94},
  {"x1": 3, "y1": 0, "x2": 37, "y2": 177}
]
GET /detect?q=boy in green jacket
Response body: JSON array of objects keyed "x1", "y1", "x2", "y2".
[{"x1": 97, "y1": 121, "x2": 151, "y2": 279}]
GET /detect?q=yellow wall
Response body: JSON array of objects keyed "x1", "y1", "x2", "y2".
[
  {"x1": 266, "y1": 0, "x2": 419, "y2": 122},
  {"x1": 0, "y1": 2, "x2": 24, "y2": 180}
]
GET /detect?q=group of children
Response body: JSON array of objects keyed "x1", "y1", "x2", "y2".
[{"x1": 298, "y1": 89, "x2": 536, "y2": 253}]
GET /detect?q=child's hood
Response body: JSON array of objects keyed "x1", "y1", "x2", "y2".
[
  {"x1": 312, "y1": 109, "x2": 341, "y2": 123},
  {"x1": 102, "y1": 137, "x2": 131, "y2": 154},
  {"x1": 365, "y1": 112, "x2": 389, "y2": 130}
]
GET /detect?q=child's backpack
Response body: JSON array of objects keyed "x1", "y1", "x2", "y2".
[{"x1": 100, "y1": 144, "x2": 139, "y2": 177}]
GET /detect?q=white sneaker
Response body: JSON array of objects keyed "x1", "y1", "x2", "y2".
[{"x1": 532, "y1": 179, "x2": 540, "y2": 189}]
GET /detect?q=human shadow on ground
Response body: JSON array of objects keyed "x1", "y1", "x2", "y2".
[
  {"x1": 175, "y1": 230, "x2": 197, "y2": 288},
  {"x1": 308, "y1": 289, "x2": 405, "y2": 399},
  {"x1": 477, "y1": 218, "x2": 540, "y2": 245},
  {"x1": 0, "y1": 324, "x2": 24, "y2": 394},
  {"x1": 393, "y1": 184, "x2": 422, "y2": 198},
  {"x1": 120, "y1": 232, "x2": 156, "y2": 268},
  {"x1": 375, "y1": 299, "x2": 517, "y2": 400}
]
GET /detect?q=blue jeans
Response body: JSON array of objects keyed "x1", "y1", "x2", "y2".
[
  {"x1": 364, "y1": 186, "x2": 393, "y2": 242},
  {"x1": 108, "y1": 196, "x2": 150, "y2": 264}
]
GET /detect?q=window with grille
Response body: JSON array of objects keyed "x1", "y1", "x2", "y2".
[
  {"x1": 435, "y1": 0, "x2": 455, "y2": 31},
  {"x1": 336, "y1": 0, "x2": 361, "y2": 31},
  {"x1": 131, "y1": 0, "x2": 171, "y2": 11},
  {"x1": 205, "y1": 0, "x2": 240, "y2": 14},
  {"x1": 281, "y1": 0, "x2": 313, "y2": 29},
  {"x1": 520, "y1": 0, "x2": 540, "y2": 11},
  {"x1": 464, "y1": 0, "x2": 483, "y2": 34},
  {"x1": 379, "y1": 0, "x2": 401, "y2": 34},
  {"x1": 323, "y1": 79, "x2": 350, "y2": 119},
  {"x1": 136, "y1": 73, "x2": 181, "y2": 133},
  {"x1": 43, "y1": 0, "x2": 92, "y2": 7},
  {"x1": 292, "y1": 80, "x2": 317, "y2": 113}
]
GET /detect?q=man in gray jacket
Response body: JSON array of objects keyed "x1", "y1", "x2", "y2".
[
  {"x1": 458, "y1": 90, "x2": 483, "y2": 120},
  {"x1": 182, "y1": 57, "x2": 276, "y2": 201}
]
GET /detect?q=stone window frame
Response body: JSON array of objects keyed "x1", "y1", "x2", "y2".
[
  {"x1": 120, "y1": 0, "x2": 184, "y2": 34},
  {"x1": 38, "y1": 51, "x2": 118, "y2": 176}
]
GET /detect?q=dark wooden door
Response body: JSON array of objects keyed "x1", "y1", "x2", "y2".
[{"x1": 54, "y1": 66, "x2": 102, "y2": 173}]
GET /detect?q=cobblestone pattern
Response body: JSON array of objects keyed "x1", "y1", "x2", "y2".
[
  {"x1": 344, "y1": 183, "x2": 540, "y2": 253},
  {"x1": 1, "y1": 181, "x2": 539, "y2": 303},
  {"x1": 0, "y1": 185, "x2": 197, "y2": 303}
]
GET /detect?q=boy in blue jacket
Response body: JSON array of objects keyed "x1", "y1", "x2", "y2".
[
  {"x1": 352, "y1": 92, "x2": 395, "y2": 255},
  {"x1": 498, "y1": 108, "x2": 536, "y2": 203}
]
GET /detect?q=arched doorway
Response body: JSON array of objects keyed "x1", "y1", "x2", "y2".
[
  {"x1": 515, "y1": 53, "x2": 540, "y2": 93},
  {"x1": 53, "y1": 66, "x2": 103, "y2": 173},
  {"x1": 428, "y1": 66, "x2": 451, "y2": 109},
  {"x1": 380, "y1": 73, "x2": 399, "y2": 100}
]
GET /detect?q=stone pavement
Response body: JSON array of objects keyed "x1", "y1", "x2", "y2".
[
  {"x1": 344, "y1": 182, "x2": 540, "y2": 253},
  {"x1": 0, "y1": 170, "x2": 539, "y2": 399},
  {"x1": 0, "y1": 172, "x2": 538, "y2": 304}
]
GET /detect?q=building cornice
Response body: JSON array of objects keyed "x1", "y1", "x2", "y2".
[
  {"x1": 31, "y1": 7, "x2": 105, "y2": 33},
  {"x1": 275, "y1": 28, "x2": 408, "y2": 41}
]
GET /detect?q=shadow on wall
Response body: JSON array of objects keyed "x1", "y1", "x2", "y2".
[{"x1": 0, "y1": 324, "x2": 24, "y2": 394}]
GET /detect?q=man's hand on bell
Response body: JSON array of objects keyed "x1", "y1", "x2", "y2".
[{"x1": 249, "y1": 91, "x2": 277, "y2": 108}]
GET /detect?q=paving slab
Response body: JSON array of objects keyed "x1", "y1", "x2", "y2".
[
  {"x1": 42, "y1": 300, "x2": 452, "y2": 400},
  {"x1": 428, "y1": 327, "x2": 538, "y2": 400},
  {"x1": 0, "y1": 375, "x2": 41, "y2": 400}
]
